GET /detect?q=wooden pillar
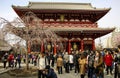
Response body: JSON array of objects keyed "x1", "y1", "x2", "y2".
[
  {"x1": 81, "y1": 39, "x2": 84, "y2": 51},
  {"x1": 68, "y1": 40, "x2": 71, "y2": 54},
  {"x1": 92, "y1": 39, "x2": 95, "y2": 50},
  {"x1": 54, "y1": 43, "x2": 57, "y2": 54},
  {"x1": 41, "y1": 42, "x2": 44, "y2": 52}
]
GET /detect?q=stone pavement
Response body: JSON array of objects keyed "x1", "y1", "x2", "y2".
[
  {"x1": 0, "y1": 62, "x2": 35, "y2": 74},
  {"x1": 0, "y1": 62, "x2": 114, "y2": 78},
  {"x1": 56, "y1": 70, "x2": 113, "y2": 78},
  {"x1": 0, "y1": 62, "x2": 10, "y2": 74}
]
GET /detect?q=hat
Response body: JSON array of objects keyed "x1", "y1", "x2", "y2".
[{"x1": 45, "y1": 65, "x2": 50, "y2": 69}]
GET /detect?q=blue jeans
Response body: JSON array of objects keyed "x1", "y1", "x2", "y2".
[{"x1": 88, "y1": 67, "x2": 94, "y2": 78}]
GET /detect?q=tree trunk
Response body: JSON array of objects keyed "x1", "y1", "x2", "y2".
[{"x1": 25, "y1": 41, "x2": 29, "y2": 70}]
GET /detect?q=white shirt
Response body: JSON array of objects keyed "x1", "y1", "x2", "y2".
[
  {"x1": 38, "y1": 57, "x2": 46, "y2": 70},
  {"x1": 69, "y1": 55, "x2": 73, "y2": 63}
]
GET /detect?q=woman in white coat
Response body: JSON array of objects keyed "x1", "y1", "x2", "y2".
[{"x1": 38, "y1": 53, "x2": 46, "y2": 78}]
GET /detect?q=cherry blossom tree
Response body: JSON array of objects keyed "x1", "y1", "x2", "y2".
[
  {"x1": 0, "y1": 12, "x2": 61, "y2": 70},
  {"x1": 111, "y1": 32, "x2": 120, "y2": 48}
]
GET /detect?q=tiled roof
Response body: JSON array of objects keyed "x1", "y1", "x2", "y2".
[
  {"x1": 50, "y1": 27, "x2": 115, "y2": 32},
  {"x1": 12, "y1": 2, "x2": 110, "y2": 11},
  {"x1": 50, "y1": 27, "x2": 115, "y2": 38}
]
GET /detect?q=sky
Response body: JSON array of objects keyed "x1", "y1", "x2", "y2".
[{"x1": 0, "y1": 0, "x2": 120, "y2": 47}]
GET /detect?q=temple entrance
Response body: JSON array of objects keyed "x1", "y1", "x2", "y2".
[
  {"x1": 12, "y1": 2, "x2": 115, "y2": 55},
  {"x1": 62, "y1": 41, "x2": 67, "y2": 52},
  {"x1": 71, "y1": 42, "x2": 80, "y2": 51},
  {"x1": 84, "y1": 44, "x2": 92, "y2": 51}
]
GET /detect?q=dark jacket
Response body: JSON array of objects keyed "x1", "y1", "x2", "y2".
[
  {"x1": 73, "y1": 54, "x2": 80, "y2": 65},
  {"x1": 45, "y1": 68, "x2": 57, "y2": 78}
]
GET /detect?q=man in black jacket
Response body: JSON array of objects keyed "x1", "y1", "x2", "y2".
[
  {"x1": 43, "y1": 65, "x2": 57, "y2": 78},
  {"x1": 114, "y1": 45, "x2": 120, "y2": 78}
]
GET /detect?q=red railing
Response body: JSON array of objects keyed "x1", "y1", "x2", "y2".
[{"x1": 40, "y1": 22, "x2": 98, "y2": 28}]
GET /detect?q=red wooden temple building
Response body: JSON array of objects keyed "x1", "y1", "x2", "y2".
[{"x1": 12, "y1": 2, "x2": 115, "y2": 54}]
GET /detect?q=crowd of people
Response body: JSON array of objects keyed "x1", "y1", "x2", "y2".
[
  {"x1": 2, "y1": 53, "x2": 22, "y2": 68},
  {"x1": 1, "y1": 45, "x2": 120, "y2": 78}
]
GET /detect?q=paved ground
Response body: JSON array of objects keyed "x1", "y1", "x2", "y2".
[
  {"x1": 0, "y1": 70, "x2": 114, "y2": 78},
  {"x1": 0, "y1": 62, "x2": 114, "y2": 78}
]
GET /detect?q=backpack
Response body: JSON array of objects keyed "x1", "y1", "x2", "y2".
[
  {"x1": 117, "y1": 53, "x2": 120, "y2": 64},
  {"x1": 88, "y1": 55, "x2": 95, "y2": 67},
  {"x1": 114, "y1": 54, "x2": 118, "y2": 62}
]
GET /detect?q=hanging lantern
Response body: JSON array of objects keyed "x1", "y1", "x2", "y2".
[{"x1": 60, "y1": 15, "x2": 64, "y2": 22}]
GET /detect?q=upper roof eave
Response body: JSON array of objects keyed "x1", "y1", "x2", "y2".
[
  {"x1": 12, "y1": 2, "x2": 111, "y2": 11},
  {"x1": 12, "y1": 6, "x2": 110, "y2": 12}
]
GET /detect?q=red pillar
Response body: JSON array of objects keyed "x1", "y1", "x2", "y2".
[
  {"x1": 54, "y1": 43, "x2": 57, "y2": 54},
  {"x1": 68, "y1": 40, "x2": 71, "y2": 54},
  {"x1": 92, "y1": 39, "x2": 95, "y2": 50},
  {"x1": 81, "y1": 39, "x2": 84, "y2": 51},
  {"x1": 41, "y1": 42, "x2": 44, "y2": 52}
]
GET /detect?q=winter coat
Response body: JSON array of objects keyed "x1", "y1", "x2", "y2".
[
  {"x1": 104, "y1": 54, "x2": 113, "y2": 66},
  {"x1": 45, "y1": 68, "x2": 57, "y2": 78},
  {"x1": 38, "y1": 57, "x2": 46, "y2": 70},
  {"x1": 63, "y1": 54, "x2": 69, "y2": 63},
  {"x1": 8, "y1": 54, "x2": 14, "y2": 62},
  {"x1": 73, "y1": 54, "x2": 80, "y2": 65},
  {"x1": 78, "y1": 58, "x2": 86, "y2": 75},
  {"x1": 94, "y1": 56, "x2": 104, "y2": 75},
  {"x1": 56, "y1": 57, "x2": 63, "y2": 67}
]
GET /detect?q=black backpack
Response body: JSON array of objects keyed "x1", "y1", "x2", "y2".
[{"x1": 88, "y1": 55, "x2": 95, "y2": 67}]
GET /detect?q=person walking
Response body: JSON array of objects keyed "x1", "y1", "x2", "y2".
[
  {"x1": 38, "y1": 53, "x2": 46, "y2": 78},
  {"x1": 69, "y1": 53, "x2": 74, "y2": 71},
  {"x1": 87, "y1": 51, "x2": 95, "y2": 78},
  {"x1": 17, "y1": 54, "x2": 22, "y2": 68},
  {"x1": 8, "y1": 53, "x2": 14, "y2": 68},
  {"x1": 74, "y1": 51, "x2": 80, "y2": 74},
  {"x1": 50, "y1": 52, "x2": 55, "y2": 67},
  {"x1": 63, "y1": 52, "x2": 70, "y2": 73},
  {"x1": 94, "y1": 50, "x2": 104, "y2": 78},
  {"x1": 114, "y1": 45, "x2": 120, "y2": 78},
  {"x1": 56, "y1": 55, "x2": 63, "y2": 74},
  {"x1": 78, "y1": 53, "x2": 87, "y2": 78},
  {"x1": 104, "y1": 50, "x2": 113, "y2": 75},
  {"x1": 2, "y1": 53, "x2": 8, "y2": 68}
]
